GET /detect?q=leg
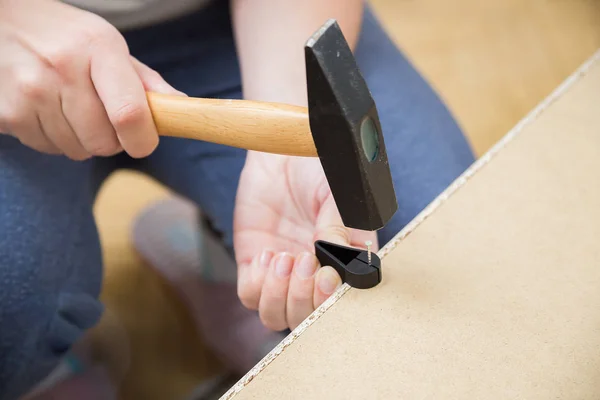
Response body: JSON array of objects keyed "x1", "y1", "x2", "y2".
[
  {"x1": 0, "y1": 136, "x2": 108, "y2": 400},
  {"x1": 355, "y1": 8, "x2": 476, "y2": 245}
]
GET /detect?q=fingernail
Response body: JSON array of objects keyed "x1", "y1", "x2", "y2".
[
  {"x1": 259, "y1": 250, "x2": 274, "y2": 269},
  {"x1": 275, "y1": 253, "x2": 294, "y2": 278},
  {"x1": 318, "y1": 267, "x2": 341, "y2": 295},
  {"x1": 296, "y1": 252, "x2": 317, "y2": 280}
]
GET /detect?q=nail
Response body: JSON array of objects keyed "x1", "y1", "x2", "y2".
[
  {"x1": 365, "y1": 240, "x2": 373, "y2": 265},
  {"x1": 259, "y1": 250, "x2": 274, "y2": 269},
  {"x1": 296, "y1": 252, "x2": 318, "y2": 280},
  {"x1": 275, "y1": 253, "x2": 294, "y2": 278},
  {"x1": 318, "y1": 267, "x2": 342, "y2": 295}
]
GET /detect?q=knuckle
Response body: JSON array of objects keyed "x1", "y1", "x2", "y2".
[
  {"x1": 288, "y1": 288, "x2": 310, "y2": 304},
  {"x1": 0, "y1": 108, "x2": 24, "y2": 132},
  {"x1": 83, "y1": 17, "x2": 123, "y2": 46},
  {"x1": 81, "y1": 134, "x2": 121, "y2": 157},
  {"x1": 110, "y1": 102, "x2": 146, "y2": 131},
  {"x1": 48, "y1": 54, "x2": 79, "y2": 80},
  {"x1": 270, "y1": 289, "x2": 287, "y2": 302},
  {"x1": 89, "y1": 141, "x2": 121, "y2": 157},
  {"x1": 85, "y1": 21, "x2": 128, "y2": 55},
  {"x1": 49, "y1": 23, "x2": 116, "y2": 68},
  {"x1": 46, "y1": 47, "x2": 76, "y2": 76},
  {"x1": 16, "y1": 71, "x2": 47, "y2": 101},
  {"x1": 49, "y1": 20, "x2": 124, "y2": 76}
]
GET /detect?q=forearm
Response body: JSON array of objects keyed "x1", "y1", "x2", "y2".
[{"x1": 230, "y1": 0, "x2": 364, "y2": 106}]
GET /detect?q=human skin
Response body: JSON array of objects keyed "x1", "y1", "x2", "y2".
[
  {"x1": 0, "y1": 0, "x2": 375, "y2": 333},
  {"x1": 0, "y1": 0, "x2": 182, "y2": 160},
  {"x1": 230, "y1": 0, "x2": 378, "y2": 331}
]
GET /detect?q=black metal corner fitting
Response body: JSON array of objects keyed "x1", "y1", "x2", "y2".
[{"x1": 314, "y1": 240, "x2": 382, "y2": 289}]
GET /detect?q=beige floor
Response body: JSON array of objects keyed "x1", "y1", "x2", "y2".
[{"x1": 92, "y1": 1, "x2": 600, "y2": 399}]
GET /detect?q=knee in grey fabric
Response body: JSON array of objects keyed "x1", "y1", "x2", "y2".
[{"x1": 0, "y1": 137, "x2": 104, "y2": 400}]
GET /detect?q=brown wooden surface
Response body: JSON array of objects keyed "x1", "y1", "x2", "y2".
[{"x1": 92, "y1": 1, "x2": 600, "y2": 399}]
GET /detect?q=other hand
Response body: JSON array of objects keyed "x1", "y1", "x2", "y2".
[
  {"x1": 234, "y1": 151, "x2": 377, "y2": 331},
  {"x1": 0, "y1": 0, "x2": 182, "y2": 160}
]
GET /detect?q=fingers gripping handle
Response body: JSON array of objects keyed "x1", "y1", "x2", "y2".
[{"x1": 147, "y1": 92, "x2": 318, "y2": 157}]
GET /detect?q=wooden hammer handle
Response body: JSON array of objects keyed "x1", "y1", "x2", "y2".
[{"x1": 147, "y1": 92, "x2": 318, "y2": 157}]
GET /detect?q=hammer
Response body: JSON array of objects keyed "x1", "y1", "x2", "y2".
[{"x1": 147, "y1": 19, "x2": 398, "y2": 232}]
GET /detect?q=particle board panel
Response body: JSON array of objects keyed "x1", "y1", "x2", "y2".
[
  {"x1": 222, "y1": 50, "x2": 600, "y2": 399},
  {"x1": 370, "y1": 0, "x2": 600, "y2": 156}
]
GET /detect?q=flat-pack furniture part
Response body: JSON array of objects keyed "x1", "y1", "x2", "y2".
[{"x1": 221, "y1": 48, "x2": 600, "y2": 399}]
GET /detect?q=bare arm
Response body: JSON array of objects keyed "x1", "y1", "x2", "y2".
[
  {"x1": 230, "y1": 0, "x2": 364, "y2": 106},
  {"x1": 231, "y1": 1, "x2": 371, "y2": 332}
]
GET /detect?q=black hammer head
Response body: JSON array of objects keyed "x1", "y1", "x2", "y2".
[{"x1": 305, "y1": 19, "x2": 398, "y2": 231}]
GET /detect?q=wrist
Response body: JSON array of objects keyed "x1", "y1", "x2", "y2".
[{"x1": 243, "y1": 82, "x2": 307, "y2": 107}]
